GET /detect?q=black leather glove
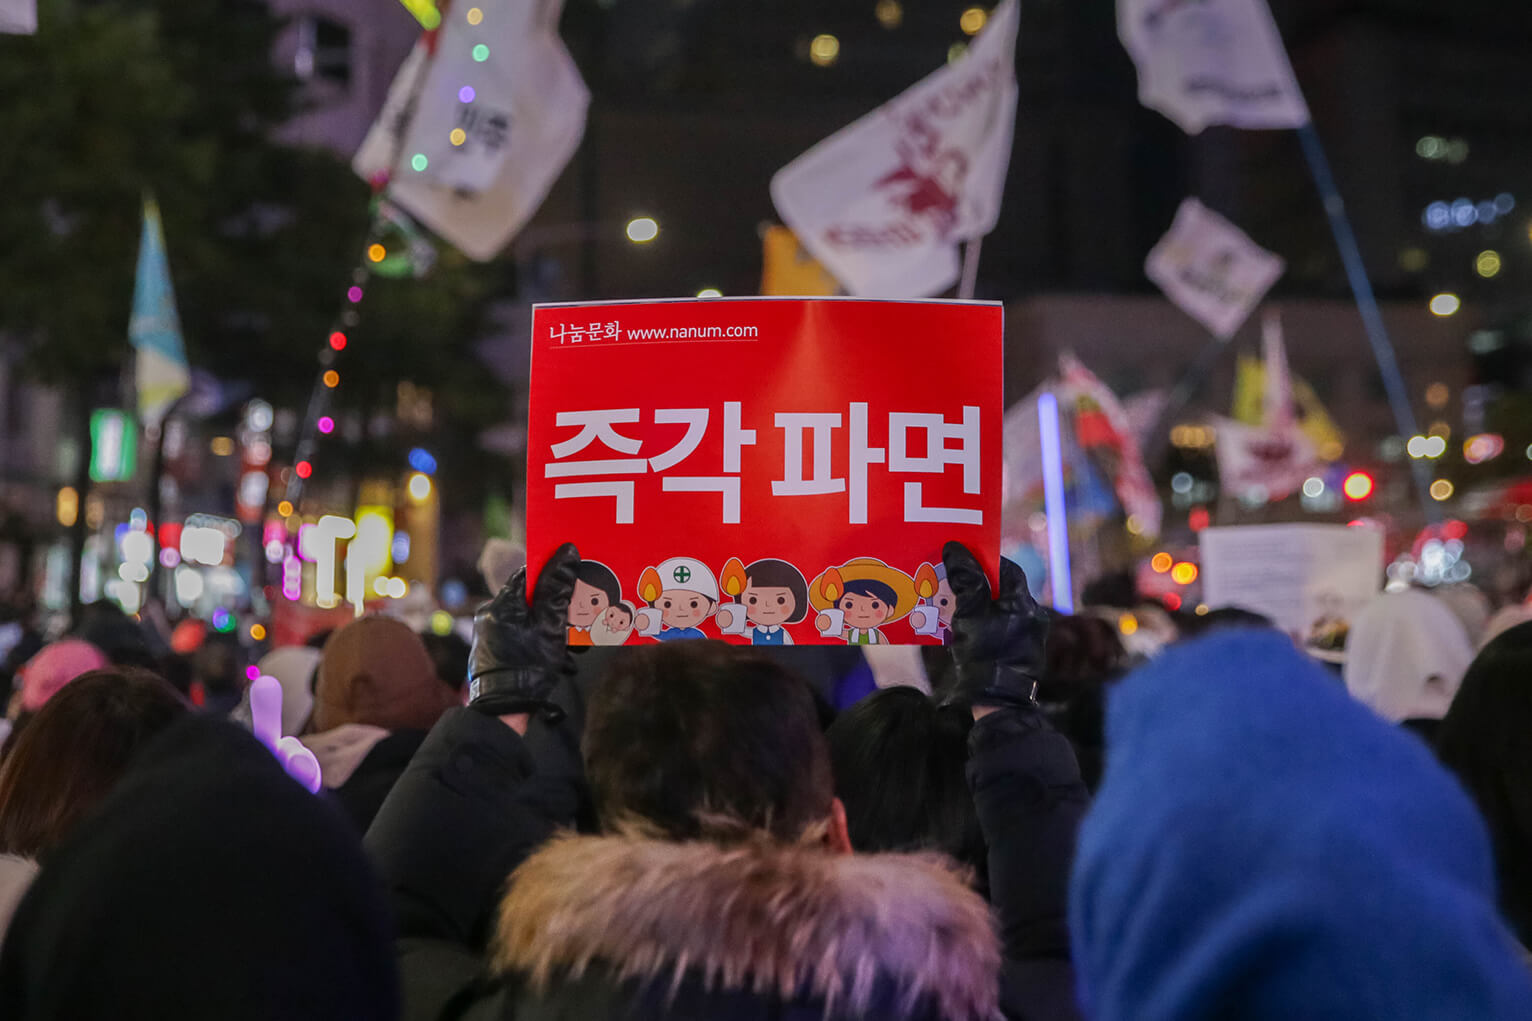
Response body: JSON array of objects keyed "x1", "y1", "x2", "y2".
[
  {"x1": 942, "y1": 540, "x2": 1048, "y2": 709},
  {"x1": 467, "y1": 542, "x2": 580, "y2": 720}
]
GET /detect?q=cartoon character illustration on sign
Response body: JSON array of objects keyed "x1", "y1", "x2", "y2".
[
  {"x1": 716, "y1": 557, "x2": 809, "y2": 646},
  {"x1": 808, "y1": 558, "x2": 918, "y2": 646},
  {"x1": 635, "y1": 557, "x2": 719, "y2": 641},
  {"x1": 568, "y1": 560, "x2": 622, "y2": 647},
  {"x1": 908, "y1": 561, "x2": 954, "y2": 643},
  {"x1": 591, "y1": 600, "x2": 636, "y2": 647}
]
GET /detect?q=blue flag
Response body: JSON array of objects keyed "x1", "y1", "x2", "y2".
[{"x1": 130, "y1": 197, "x2": 190, "y2": 427}]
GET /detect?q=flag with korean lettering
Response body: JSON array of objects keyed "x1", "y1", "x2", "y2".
[
  {"x1": 525, "y1": 298, "x2": 1003, "y2": 647},
  {"x1": 1146, "y1": 198, "x2": 1284, "y2": 339},
  {"x1": 353, "y1": 0, "x2": 588, "y2": 260},
  {"x1": 769, "y1": 0, "x2": 1018, "y2": 298},
  {"x1": 1118, "y1": 0, "x2": 1309, "y2": 134},
  {"x1": 0, "y1": 0, "x2": 35, "y2": 33}
]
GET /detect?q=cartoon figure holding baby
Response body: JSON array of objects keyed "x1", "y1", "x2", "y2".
[
  {"x1": 567, "y1": 560, "x2": 636, "y2": 646},
  {"x1": 808, "y1": 558, "x2": 919, "y2": 646}
]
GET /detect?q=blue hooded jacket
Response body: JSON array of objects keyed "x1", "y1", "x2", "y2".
[{"x1": 1069, "y1": 630, "x2": 1532, "y2": 1020}]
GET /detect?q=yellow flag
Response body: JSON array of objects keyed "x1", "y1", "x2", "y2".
[
  {"x1": 1232, "y1": 355, "x2": 1264, "y2": 425},
  {"x1": 1229, "y1": 355, "x2": 1344, "y2": 460},
  {"x1": 760, "y1": 226, "x2": 840, "y2": 296}
]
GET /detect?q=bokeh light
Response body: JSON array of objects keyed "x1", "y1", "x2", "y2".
[
  {"x1": 809, "y1": 34, "x2": 840, "y2": 67},
  {"x1": 317, "y1": 416, "x2": 335, "y2": 434},
  {"x1": 1429, "y1": 292, "x2": 1461, "y2": 316},
  {"x1": 329, "y1": 331, "x2": 347, "y2": 351},
  {"x1": 1150, "y1": 552, "x2": 1172, "y2": 573},
  {"x1": 1170, "y1": 562, "x2": 1198, "y2": 585},
  {"x1": 323, "y1": 370, "x2": 340, "y2": 388},
  {"x1": 960, "y1": 6, "x2": 987, "y2": 34},
  {"x1": 626, "y1": 216, "x2": 659, "y2": 243}
]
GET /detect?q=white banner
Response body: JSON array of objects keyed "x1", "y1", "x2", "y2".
[
  {"x1": 1200, "y1": 524, "x2": 1382, "y2": 659},
  {"x1": 0, "y1": 0, "x2": 35, "y2": 34},
  {"x1": 1146, "y1": 198, "x2": 1284, "y2": 339},
  {"x1": 770, "y1": 0, "x2": 1019, "y2": 297},
  {"x1": 1118, "y1": 0, "x2": 1308, "y2": 134},
  {"x1": 354, "y1": 0, "x2": 588, "y2": 260}
]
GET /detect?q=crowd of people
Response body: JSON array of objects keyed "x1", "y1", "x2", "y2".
[{"x1": 0, "y1": 539, "x2": 1529, "y2": 1019}]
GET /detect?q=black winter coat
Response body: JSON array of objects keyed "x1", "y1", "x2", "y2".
[{"x1": 365, "y1": 701, "x2": 1087, "y2": 1021}]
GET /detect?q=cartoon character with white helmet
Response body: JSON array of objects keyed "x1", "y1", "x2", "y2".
[{"x1": 634, "y1": 557, "x2": 719, "y2": 641}]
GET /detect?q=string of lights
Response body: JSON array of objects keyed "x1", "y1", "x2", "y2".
[{"x1": 280, "y1": 0, "x2": 494, "y2": 514}]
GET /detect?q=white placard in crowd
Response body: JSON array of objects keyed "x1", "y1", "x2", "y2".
[
  {"x1": 1118, "y1": 0, "x2": 1309, "y2": 134},
  {"x1": 354, "y1": 0, "x2": 588, "y2": 260},
  {"x1": 1200, "y1": 524, "x2": 1382, "y2": 656},
  {"x1": 1145, "y1": 198, "x2": 1284, "y2": 339},
  {"x1": 770, "y1": 0, "x2": 1019, "y2": 297},
  {"x1": 0, "y1": 0, "x2": 35, "y2": 33}
]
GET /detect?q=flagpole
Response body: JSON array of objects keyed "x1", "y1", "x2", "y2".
[
  {"x1": 1294, "y1": 122, "x2": 1437, "y2": 521},
  {"x1": 958, "y1": 237, "x2": 982, "y2": 300}
]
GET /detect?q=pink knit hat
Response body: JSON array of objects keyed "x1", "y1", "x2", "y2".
[{"x1": 18, "y1": 640, "x2": 110, "y2": 712}]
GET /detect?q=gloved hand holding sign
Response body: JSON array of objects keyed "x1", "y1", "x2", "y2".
[
  {"x1": 249, "y1": 675, "x2": 323, "y2": 793},
  {"x1": 468, "y1": 541, "x2": 580, "y2": 721},
  {"x1": 942, "y1": 540, "x2": 1048, "y2": 711}
]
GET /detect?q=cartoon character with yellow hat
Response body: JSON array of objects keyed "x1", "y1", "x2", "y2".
[{"x1": 808, "y1": 557, "x2": 918, "y2": 645}]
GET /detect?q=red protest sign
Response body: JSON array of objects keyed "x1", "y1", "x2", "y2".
[{"x1": 525, "y1": 297, "x2": 1002, "y2": 646}]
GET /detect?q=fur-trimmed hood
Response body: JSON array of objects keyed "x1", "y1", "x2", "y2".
[{"x1": 493, "y1": 832, "x2": 1001, "y2": 1021}]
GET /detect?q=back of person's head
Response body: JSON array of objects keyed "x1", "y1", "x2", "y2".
[
  {"x1": 0, "y1": 669, "x2": 186, "y2": 858},
  {"x1": 0, "y1": 714, "x2": 398, "y2": 1020},
  {"x1": 1436, "y1": 620, "x2": 1532, "y2": 945},
  {"x1": 583, "y1": 641, "x2": 832, "y2": 843},
  {"x1": 312, "y1": 615, "x2": 459, "y2": 733},
  {"x1": 826, "y1": 687, "x2": 981, "y2": 870},
  {"x1": 419, "y1": 631, "x2": 469, "y2": 695},
  {"x1": 1071, "y1": 630, "x2": 1532, "y2": 1019},
  {"x1": 1343, "y1": 589, "x2": 1475, "y2": 722},
  {"x1": 1040, "y1": 613, "x2": 1125, "y2": 699},
  {"x1": 1188, "y1": 605, "x2": 1274, "y2": 637},
  {"x1": 71, "y1": 601, "x2": 157, "y2": 670}
]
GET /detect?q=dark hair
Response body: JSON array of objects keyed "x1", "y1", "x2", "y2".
[
  {"x1": 841, "y1": 578, "x2": 897, "y2": 606},
  {"x1": 1436, "y1": 621, "x2": 1532, "y2": 945},
  {"x1": 420, "y1": 631, "x2": 470, "y2": 693},
  {"x1": 575, "y1": 560, "x2": 622, "y2": 606},
  {"x1": 0, "y1": 669, "x2": 187, "y2": 858},
  {"x1": 827, "y1": 688, "x2": 985, "y2": 875},
  {"x1": 1040, "y1": 613, "x2": 1127, "y2": 701},
  {"x1": 744, "y1": 558, "x2": 809, "y2": 624},
  {"x1": 583, "y1": 641, "x2": 833, "y2": 843}
]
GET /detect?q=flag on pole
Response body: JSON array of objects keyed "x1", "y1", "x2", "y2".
[
  {"x1": 0, "y1": 0, "x2": 35, "y2": 34},
  {"x1": 1057, "y1": 353, "x2": 1163, "y2": 538},
  {"x1": 759, "y1": 226, "x2": 840, "y2": 296},
  {"x1": 129, "y1": 198, "x2": 190, "y2": 430},
  {"x1": 1232, "y1": 311, "x2": 1344, "y2": 459},
  {"x1": 1117, "y1": 0, "x2": 1309, "y2": 134},
  {"x1": 1146, "y1": 197, "x2": 1285, "y2": 339},
  {"x1": 769, "y1": 0, "x2": 1019, "y2": 297},
  {"x1": 1214, "y1": 310, "x2": 1319, "y2": 501},
  {"x1": 354, "y1": 0, "x2": 589, "y2": 260}
]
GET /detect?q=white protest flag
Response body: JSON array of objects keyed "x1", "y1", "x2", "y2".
[
  {"x1": 770, "y1": 0, "x2": 1018, "y2": 297},
  {"x1": 0, "y1": 0, "x2": 35, "y2": 33},
  {"x1": 354, "y1": 0, "x2": 588, "y2": 260},
  {"x1": 1118, "y1": 0, "x2": 1308, "y2": 134},
  {"x1": 1213, "y1": 310, "x2": 1318, "y2": 502},
  {"x1": 1146, "y1": 198, "x2": 1284, "y2": 339}
]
